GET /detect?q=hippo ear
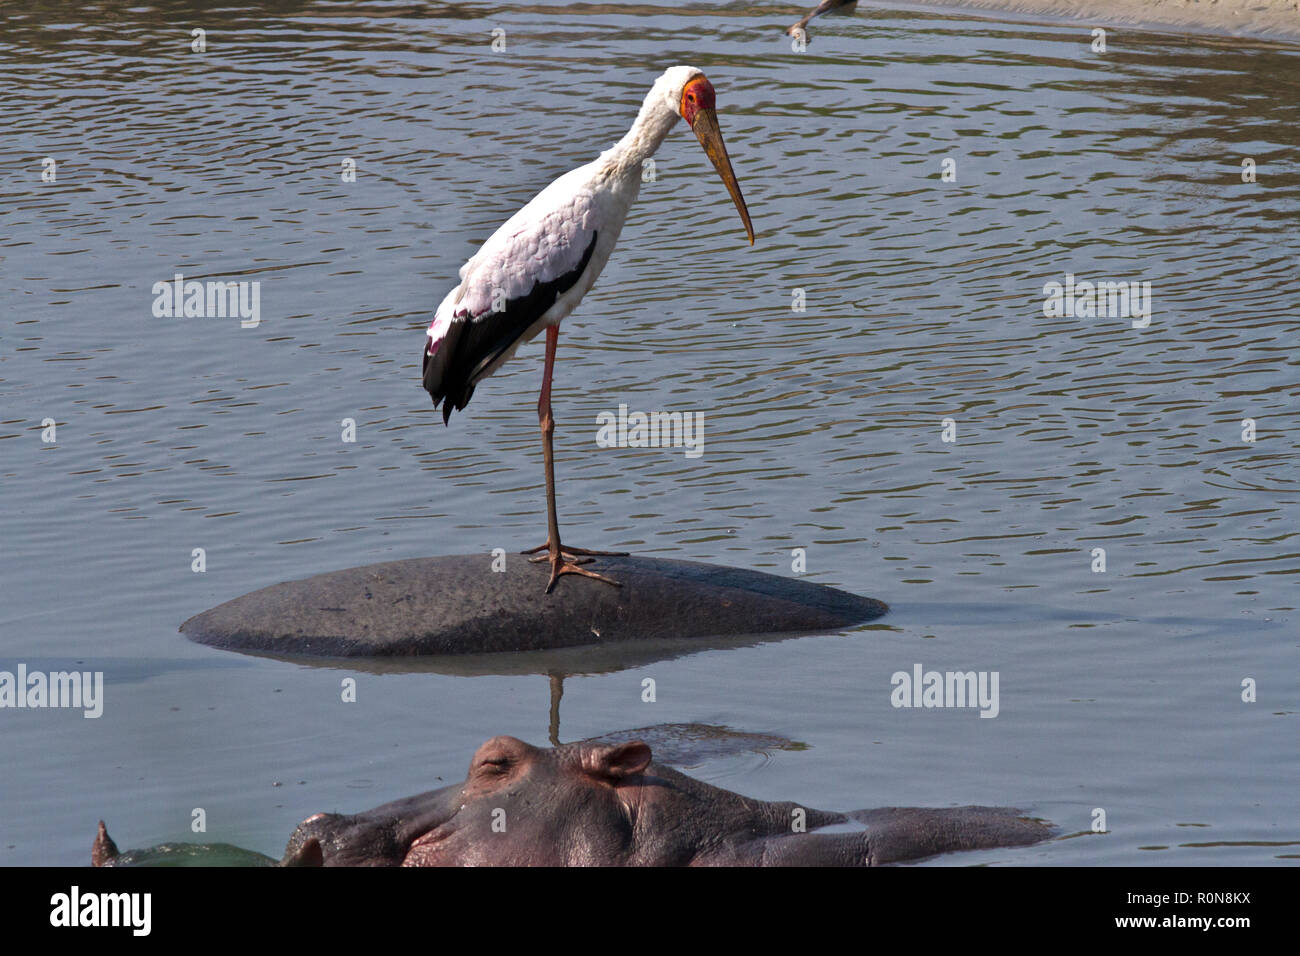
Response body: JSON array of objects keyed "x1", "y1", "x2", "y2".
[
  {"x1": 92, "y1": 820, "x2": 119, "y2": 867},
  {"x1": 582, "y1": 741, "x2": 652, "y2": 783}
]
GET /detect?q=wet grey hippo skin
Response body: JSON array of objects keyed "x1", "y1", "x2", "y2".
[
  {"x1": 178, "y1": 555, "x2": 886, "y2": 658},
  {"x1": 277, "y1": 735, "x2": 1052, "y2": 867}
]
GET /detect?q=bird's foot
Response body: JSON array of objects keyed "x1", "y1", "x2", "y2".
[
  {"x1": 521, "y1": 541, "x2": 625, "y2": 593},
  {"x1": 541, "y1": 552, "x2": 622, "y2": 595}
]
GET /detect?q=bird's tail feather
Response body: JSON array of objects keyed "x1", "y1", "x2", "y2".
[{"x1": 422, "y1": 332, "x2": 475, "y2": 425}]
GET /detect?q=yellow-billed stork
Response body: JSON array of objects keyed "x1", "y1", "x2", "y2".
[{"x1": 422, "y1": 65, "x2": 754, "y2": 594}]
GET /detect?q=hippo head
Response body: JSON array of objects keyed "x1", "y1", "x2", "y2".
[
  {"x1": 99, "y1": 732, "x2": 1053, "y2": 868},
  {"x1": 281, "y1": 735, "x2": 653, "y2": 867},
  {"x1": 402, "y1": 735, "x2": 652, "y2": 866}
]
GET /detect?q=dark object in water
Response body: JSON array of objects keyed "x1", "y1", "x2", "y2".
[
  {"x1": 92, "y1": 821, "x2": 276, "y2": 867},
  {"x1": 787, "y1": 0, "x2": 859, "y2": 40},
  {"x1": 180, "y1": 554, "x2": 886, "y2": 659}
]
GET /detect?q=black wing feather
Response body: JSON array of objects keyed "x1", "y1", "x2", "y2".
[{"x1": 423, "y1": 231, "x2": 599, "y2": 425}]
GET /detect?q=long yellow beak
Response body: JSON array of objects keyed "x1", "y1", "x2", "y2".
[{"x1": 690, "y1": 106, "x2": 755, "y2": 245}]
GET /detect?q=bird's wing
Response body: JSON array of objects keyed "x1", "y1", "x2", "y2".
[{"x1": 424, "y1": 167, "x2": 602, "y2": 423}]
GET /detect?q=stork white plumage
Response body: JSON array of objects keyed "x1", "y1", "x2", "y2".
[{"x1": 422, "y1": 65, "x2": 755, "y2": 593}]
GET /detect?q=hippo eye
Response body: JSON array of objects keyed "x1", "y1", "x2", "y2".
[{"x1": 479, "y1": 756, "x2": 510, "y2": 771}]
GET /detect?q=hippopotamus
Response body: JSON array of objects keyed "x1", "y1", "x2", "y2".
[
  {"x1": 95, "y1": 734, "x2": 1052, "y2": 867},
  {"x1": 279, "y1": 735, "x2": 1051, "y2": 866}
]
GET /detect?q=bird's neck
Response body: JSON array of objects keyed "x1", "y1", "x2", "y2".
[{"x1": 599, "y1": 90, "x2": 680, "y2": 177}]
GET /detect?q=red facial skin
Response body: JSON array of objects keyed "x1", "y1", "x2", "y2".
[{"x1": 680, "y1": 75, "x2": 716, "y2": 127}]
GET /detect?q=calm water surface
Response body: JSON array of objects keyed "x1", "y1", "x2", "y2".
[{"x1": 2, "y1": 1, "x2": 1298, "y2": 865}]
